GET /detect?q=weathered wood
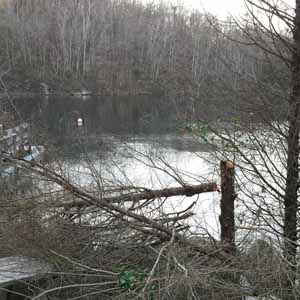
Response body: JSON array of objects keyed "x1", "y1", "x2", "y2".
[
  {"x1": 58, "y1": 182, "x2": 218, "y2": 209},
  {"x1": 220, "y1": 160, "x2": 236, "y2": 254},
  {"x1": 219, "y1": 161, "x2": 241, "y2": 299}
]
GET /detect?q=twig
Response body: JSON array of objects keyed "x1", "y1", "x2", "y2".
[{"x1": 142, "y1": 229, "x2": 176, "y2": 295}]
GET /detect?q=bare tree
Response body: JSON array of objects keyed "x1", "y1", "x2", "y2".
[{"x1": 189, "y1": 2, "x2": 300, "y2": 299}]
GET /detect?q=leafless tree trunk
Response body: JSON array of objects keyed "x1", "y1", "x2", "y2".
[
  {"x1": 283, "y1": 0, "x2": 300, "y2": 291},
  {"x1": 220, "y1": 160, "x2": 236, "y2": 254}
]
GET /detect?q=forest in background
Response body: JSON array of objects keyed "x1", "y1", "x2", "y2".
[{"x1": 0, "y1": 0, "x2": 289, "y2": 123}]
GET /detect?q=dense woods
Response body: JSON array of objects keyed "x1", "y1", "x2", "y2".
[{"x1": 0, "y1": 0, "x2": 288, "y2": 121}]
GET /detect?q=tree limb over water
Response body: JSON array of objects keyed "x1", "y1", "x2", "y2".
[
  {"x1": 57, "y1": 182, "x2": 218, "y2": 209},
  {"x1": 2, "y1": 153, "x2": 219, "y2": 254}
]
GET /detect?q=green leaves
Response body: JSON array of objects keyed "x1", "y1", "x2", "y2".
[
  {"x1": 179, "y1": 122, "x2": 210, "y2": 139},
  {"x1": 118, "y1": 268, "x2": 146, "y2": 290}
]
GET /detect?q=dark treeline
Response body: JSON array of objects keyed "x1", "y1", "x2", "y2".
[{"x1": 0, "y1": 0, "x2": 289, "y2": 125}]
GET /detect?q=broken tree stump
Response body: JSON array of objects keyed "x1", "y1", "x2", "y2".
[{"x1": 220, "y1": 160, "x2": 236, "y2": 254}]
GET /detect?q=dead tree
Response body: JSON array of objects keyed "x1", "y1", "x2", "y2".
[{"x1": 220, "y1": 160, "x2": 236, "y2": 254}]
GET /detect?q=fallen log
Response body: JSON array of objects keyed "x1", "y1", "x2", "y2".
[
  {"x1": 58, "y1": 182, "x2": 218, "y2": 209},
  {"x1": 3, "y1": 154, "x2": 221, "y2": 256}
]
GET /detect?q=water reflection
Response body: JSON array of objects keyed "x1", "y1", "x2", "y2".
[{"x1": 16, "y1": 94, "x2": 180, "y2": 138}]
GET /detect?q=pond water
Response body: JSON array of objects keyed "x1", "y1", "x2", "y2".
[
  {"x1": 9, "y1": 95, "x2": 285, "y2": 243},
  {"x1": 39, "y1": 134, "x2": 221, "y2": 237},
  {"x1": 15, "y1": 94, "x2": 185, "y2": 137},
  {"x1": 49, "y1": 131, "x2": 285, "y2": 245}
]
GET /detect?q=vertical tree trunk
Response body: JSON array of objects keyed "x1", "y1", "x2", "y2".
[
  {"x1": 219, "y1": 160, "x2": 240, "y2": 299},
  {"x1": 283, "y1": 1, "x2": 300, "y2": 294},
  {"x1": 220, "y1": 160, "x2": 236, "y2": 254},
  {"x1": 284, "y1": 0, "x2": 300, "y2": 270}
]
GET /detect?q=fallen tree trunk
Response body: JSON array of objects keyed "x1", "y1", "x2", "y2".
[
  {"x1": 58, "y1": 182, "x2": 218, "y2": 209},
  {"x1": 3, "y1": 154, "x2": 221, "y2": 254}
]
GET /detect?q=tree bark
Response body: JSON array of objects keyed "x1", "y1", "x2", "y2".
[
  {"x1": 56, "y1": 182, "x2": 218, "y2": 209},
  {"x1": 220, "y1": 160, "x2": 236, "y2": 254},
  {"x1": 219, "y1": 160, "x2": 240, "y2": 300},
  {"x1": 283, "y1": 0, "x2": 300, "y2": 273}
]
